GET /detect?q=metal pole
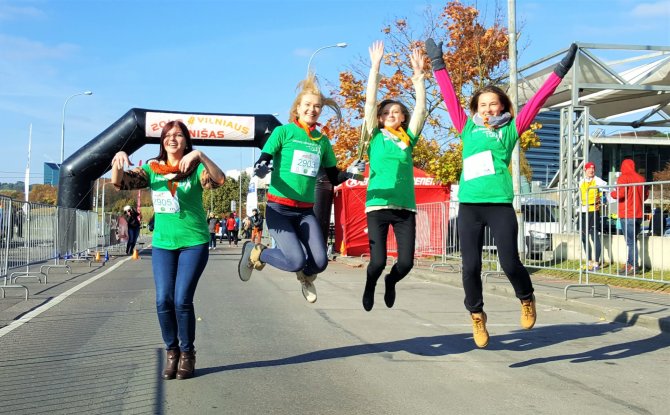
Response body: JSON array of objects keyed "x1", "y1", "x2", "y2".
[
  {"x1": 306, "y1": 43, "x2": 347, "y2": 75},
  {"x1": 60, "y1": 91, "x2": 93, "y2": 163},
  {"x1": 508, "y1": 0, "x2": 523, "y2": 253}
]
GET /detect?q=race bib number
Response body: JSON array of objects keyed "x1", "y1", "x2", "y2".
[
  {"x1": 152, "y1": 190, "x2": 180, "y2": 213},
  {"x1": 290, "y1": 149, "x2": 320, "y2": 177},
  {"x1": 463, "y1": 150, "x2": 495, "y2": 181}
]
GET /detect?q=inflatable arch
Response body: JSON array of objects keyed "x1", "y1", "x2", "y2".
[{"x1": 57, "y1": 108, "x2": 281, "y2": 210}]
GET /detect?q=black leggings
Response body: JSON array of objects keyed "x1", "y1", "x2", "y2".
[
  {"x1": 366, "y1": 209, "x2": 416, "y2": 284},
  {"x1": 458, "y1": 203, "x2": 533, "y2": 313}
]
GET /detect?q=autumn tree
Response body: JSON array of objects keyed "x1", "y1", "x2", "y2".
[
  {"x1": 326, "y1": 1, "x2": 540, "y2": 184},
  {"x1": 28, "y1": 184, "x2": 57, "y2": 205}
]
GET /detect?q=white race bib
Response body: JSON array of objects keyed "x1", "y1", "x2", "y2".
[
  {"x1": 290, "y1": 149, "x2": 320, "y2": 177},
  {"x1": 463, "y1": 150, "x2": 495, "y2": 181},
  {"x1": 152, "y1": 190, "x2": 180, "y2": 213}
]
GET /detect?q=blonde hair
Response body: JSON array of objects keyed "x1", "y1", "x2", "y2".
[{"x1": 289, "y1": 72, "x2": 341, "y2": 123}]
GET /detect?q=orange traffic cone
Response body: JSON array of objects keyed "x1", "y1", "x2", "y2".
[
  {"x1": 94, "y1": 251, "x2": 101, "y2": 262},
  {"x1": 132, "y1": 248, "x2": 139, "y2": 260}
]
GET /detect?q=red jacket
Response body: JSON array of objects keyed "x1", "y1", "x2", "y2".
[
  {"x1": 226, "y1": 217, "x2": 236, "y2": 231},
  {"x1": 610, "y1": 159, "x2": 648, "y2": 219}
]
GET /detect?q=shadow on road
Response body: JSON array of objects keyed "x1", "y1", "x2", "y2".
[{"x1": 198, "y1": 312, "x2": 670, "y2": 376}]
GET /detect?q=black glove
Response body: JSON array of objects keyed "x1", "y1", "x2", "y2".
[
  {"x1": 553, "y1": 43, "x2": 578, "y2": 78},
  {"x1": 425, "y1": 38, "x2": 446, "y2": 71},
  {"x1": 253, "y1": 160, "x2": 272, "y2": 178}
]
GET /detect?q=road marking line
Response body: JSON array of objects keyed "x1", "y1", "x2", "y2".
[{"x1": 0, "y1": 257, "x2": 131, "y2": 338}]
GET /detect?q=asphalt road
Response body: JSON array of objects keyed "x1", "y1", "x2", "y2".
[{"x1": 0, "y1": 245, "x2": 668, "y2": 415}]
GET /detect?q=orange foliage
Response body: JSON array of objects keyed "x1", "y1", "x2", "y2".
[{"x1": 328, "y1": 1, "x2": 534, "y2": 184}]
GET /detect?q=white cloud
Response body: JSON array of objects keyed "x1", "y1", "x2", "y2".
[
  {"x1": 0, "y1": 1, "x2": 45, "y2": 21},
  {"x1": 0, "y1": 34, "x2": 78, "y2": 61},
  {"x1": 631, "y1": 1, "x2": 670, "y2": 18}
]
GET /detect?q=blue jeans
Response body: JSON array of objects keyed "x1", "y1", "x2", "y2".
[
  {"x1": 620, "y1": 218, "x2": 641, "y2": 267},
  {"x1": 127, "y1": 227, "x2": 139, "y2": 254},
  {"x1": 152, "y1": 243, "x2": 209, "y2": 352},
  {"x1": 260, "y1": 202, "x2": 328, "y2": 275}
]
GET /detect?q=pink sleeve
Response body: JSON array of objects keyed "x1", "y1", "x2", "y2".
[
  {"x1": 434, "y1": 69, "x2": 468, "y2": 133},
  {"x1": 515, "y1": 72, "x2": 563, "y2": 134}
]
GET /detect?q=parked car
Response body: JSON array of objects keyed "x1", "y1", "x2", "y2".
[
  {"x1": 446, "y1": 197, "x2": 559, "y2": 258},
  {"x1": 521, "y1": 198, "x2": 560, "y2": 258}
]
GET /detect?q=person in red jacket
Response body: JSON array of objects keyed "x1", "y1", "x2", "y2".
[{"x1": 610, "y1": 159, "x2": 649, "y2": 275}]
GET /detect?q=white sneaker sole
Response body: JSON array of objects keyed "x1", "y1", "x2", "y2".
[
  {"x1": 238, "y1": 241, "x2": 254, "y2": 282},
  {"x1": 301, "y1": 282, "x2": 317, "y2": 303}
]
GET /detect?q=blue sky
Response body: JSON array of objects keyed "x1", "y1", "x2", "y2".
[{"x1": 1, "y1": 0, "x2": 668, "y2": 184}]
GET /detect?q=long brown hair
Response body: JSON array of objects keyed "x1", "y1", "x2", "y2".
[
  {"x1": 377, "y1": 99, "x2": 410, "y2": 130},
  {"x1": 469, "y1": 85, "x2": 515, "y2": 117},
  {"x1": 155, "y1": 120, "x2": 194, "y2": 162}
]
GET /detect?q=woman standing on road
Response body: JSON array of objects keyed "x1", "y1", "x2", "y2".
[
  {"x1": 426, "y1": 38, "x2": 577, "y2": 348},
  {"x1": 123, "y1": 205, "x2": 141, "y2": 255},
  {"x1": 111, "y1": 120, "x2": 225, "y2": 379},
  {"x1": 238, "y1": 73, "x2": 360, "y2": 303},
  {"x1": 360, "y1": 41, "x2": 427, "y2": 312}
]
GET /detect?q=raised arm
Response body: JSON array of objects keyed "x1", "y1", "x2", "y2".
[
  {"x1": 425, "y1": 38, "x2": 468, "y2": 134},
  {"x1": 362, "y1": 41, "x2": 384, "y2": 136},
  {"x1": 516, "y1": 44, "x2": 578, "y2": 134},
  {"x1": 407, "y1": 47, "x2": 427, "y2": 137},
  {"x1": 111, "y1": 151, "x2": 148, "y2": 190}
]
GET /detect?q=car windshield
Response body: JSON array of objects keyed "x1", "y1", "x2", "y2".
[{"x1": 523, "y1": 204, "x2": 558, "y2": 223}]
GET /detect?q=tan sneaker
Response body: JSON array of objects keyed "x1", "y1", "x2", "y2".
[
  {"x1": 296, "y1": 271, "x2": 317, "y2": 303},
  {"x1": 250, "y1": 244, "x2": 266, "y2": 270},
  {"x1": 520, "y1": 295, "x2": 537, "y2": 329},
  {"x1": 471, "y1": 312, "x2": 489, "y2": 348}
]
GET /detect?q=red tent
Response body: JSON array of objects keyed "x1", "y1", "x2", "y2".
[{"x1": 334, "y1": 166, "x2": 449, "y2": 256}]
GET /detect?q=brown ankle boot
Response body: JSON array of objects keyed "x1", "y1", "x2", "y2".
[
  {"x1": 176, "y1": 350, "x2": 196, "y2": 380},
  {"x1": 162, "y1": 349, "x2": 180, "y2": 380}
]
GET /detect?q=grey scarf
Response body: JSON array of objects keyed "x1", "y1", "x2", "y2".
[{"x1": 473, "y1": 112, "x2": 512, "y2": 129}]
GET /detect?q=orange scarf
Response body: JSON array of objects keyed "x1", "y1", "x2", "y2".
[
  {"x1": 294, "y1": 118, "x2": 323, "y2": 141},
  {"x1": 384, "y1": 126, "x2": 410, "y2": 147}
]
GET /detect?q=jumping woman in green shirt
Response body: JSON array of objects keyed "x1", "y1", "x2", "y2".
[
  {"x1": 361, "y1": 41, "x2": 427, "y2": 311},
  {"x1": 238, "y1": 74, "x2": 359, "y2": 303}
]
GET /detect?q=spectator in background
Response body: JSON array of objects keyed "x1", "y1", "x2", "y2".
[
  {"x1": 611, "y1": 159, "x2": 649, "y2": 275},
  {"x1": 250, "y1": 208, "x2": 263, "y2": 244},
  {"x1": 242, "y1": 215, "x2": 251, "y2": 239},
  {"x1": 219, "y1": 214, "x2": 227, "y2": 243},
  {"x1": 124, "y1": 205, "x2": 141, "y2": 255},
  {"x1": 226, "y1": 212, "x2": 238, "y2": 246},
  {"x1": 207, "y1": 213, "x2": 218, "y2": 250},
  {"x1": 579, "y1": 162, "x2": 607, "y2": 271}
]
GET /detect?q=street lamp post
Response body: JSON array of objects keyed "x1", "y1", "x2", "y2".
[
  {"x1": 60, "y1": 90, "x2": 93, "y2": 163},
  {"x1": 306, "y1": 42, "x2": 347, "y2": 75}
]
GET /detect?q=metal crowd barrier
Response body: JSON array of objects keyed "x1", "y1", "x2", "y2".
[
  {"x1": 0, "y1": 195, "x2": 120, "y2": 301},
  {"x1": 427, "y1": 180, "x2": 670, "y2": 300}
]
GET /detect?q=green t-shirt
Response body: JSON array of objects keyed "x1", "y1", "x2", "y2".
[
  {"x1": 457, "y1": 118, "x2": 519, "y2": 203},
  {"x1": 143, "y1": 163, "x2": 210, "y2": 249},
  {"x1": 365, "y1": 128, "x2": 418, "y2": 209},
  {"x1": 262, "y1": 123, "x2": 337, "y2": 203}
]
